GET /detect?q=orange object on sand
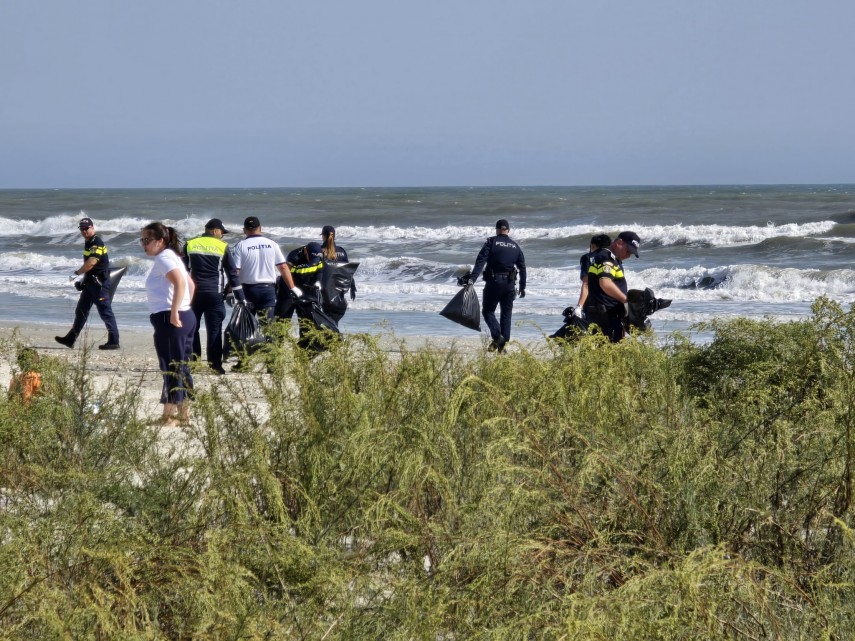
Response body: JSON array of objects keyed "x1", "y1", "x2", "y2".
[{"x1": 10, "y1": 371, "x2": 42, "y2": 404}]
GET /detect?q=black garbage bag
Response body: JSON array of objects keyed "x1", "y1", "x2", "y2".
[
  {"x1": 295, "y1": 295, "x2": 340, "y2": 351},
  {"x1": 320, "y1": 262, "x2": 359, "y2": 317},
  {"x1": 223, "y1": 302, "x2": 268, "y2": 360},
  {"x1": 626, "y1": 288, "x2": 672, "y2": 330},
  {"x1": 107, "y1": 266, "x2": 126, "y2": 298},
  {"x1": 439, "y1": 283, "x2": 481, "y2": 331},
  {"x1": 549, "y1": 306, "x2": 590, "y2": 340}
]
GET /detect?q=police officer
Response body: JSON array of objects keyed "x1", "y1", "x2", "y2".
[
  {"x1": 320, "y1": 225, "x2": 357, "y2": 323},
  {"x1": 233, "y1": 216, "x2": 301, "y2": 322},
  {"x1": 469, "y1": 219, "x2": 526, "y2": 353},
  {"x1": 55, "y1": 217, "x2": 120, "y2": 350},
  {"x1": 274, "y1": 245, "x2": 306, "y2": 321},
  {"x1": 582, "y1": 231, "x2": 641, "y2": 343},
  {"x1": 574, "y1": 233, "x2": 612, "y2": 316},
  {"x1": 183, "y1": 218, "x2": 245, "y2": 375}
]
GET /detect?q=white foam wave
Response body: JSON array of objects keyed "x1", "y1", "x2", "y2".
[
  {"x1": 4, "y1": 215, "x2": 838, "y2": 249},
  {"x1": 258, "y1": 221, "x2": 838, "y2": 247},
  {"x1": 0, "y1": 252, "x2": 152, "y2": 275}
]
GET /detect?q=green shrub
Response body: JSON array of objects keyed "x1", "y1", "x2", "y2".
[{"x1": 2, "y1": 303, "x2": 855, "y2": 639}]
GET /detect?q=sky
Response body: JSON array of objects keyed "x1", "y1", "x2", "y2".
[{"x1": 2, "y1": 0, "x2": 854, "y2": 188}]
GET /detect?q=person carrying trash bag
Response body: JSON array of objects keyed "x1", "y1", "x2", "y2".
[
  {"x1": 582, "y1": 231, "x2": 641, "y2": 343},
  {"x1": 274, "y1": 245, "x2": 306, "y2": 322},
  {"x1": 467, "y1": 219, "x2": 526, "y2": 353},
  {"x1": 290, "y1": 242, "x2": 340, "y2": 350},
  {"x1": 182, "y1": 218, "x2": 245, "y2": 375},
  {"x1": 55, "y1": 217, "x2": 121, "y2": 350},
  {"x1": 319, "y1": 225, "x2": 357, "y2": 322}
]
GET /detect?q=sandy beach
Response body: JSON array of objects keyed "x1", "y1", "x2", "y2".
[{"x1": 0, "y1": 320, "x2": 491, "y2": 424}]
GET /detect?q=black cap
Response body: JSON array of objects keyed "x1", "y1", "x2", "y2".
[
  {"x1": 618, "y1": 231, "x2": 641, "y2": 257},
  {"x1": 205, "y1": 218, "x2": 229, "y2": 233},
  {"x1": 243, "y1": 216, "x2": 261, "y2": 230},
  {"x1": 304, "y1": 241, "x2": 324, "y2": 265},
  {"x1": 496, "y1": 219, "x2": 510, "y2": 230},
  {"x1": 78, "y1": 217, "x2": 94, "y2": 229},
  {"x1": 321, "y1": 225, "x2": 335, "y2": 236}
]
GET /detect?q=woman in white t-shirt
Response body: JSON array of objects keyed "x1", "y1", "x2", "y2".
[{"x1": 141, "y1": 222, "x2": 196, "y2": 426}]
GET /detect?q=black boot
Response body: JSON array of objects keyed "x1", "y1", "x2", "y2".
[
  {"x1": 55, "y1": 331, "x2": 76, "y2": 348},
  {"x1": 99, "y1": 334, "x2": 120, "y2": 350}
]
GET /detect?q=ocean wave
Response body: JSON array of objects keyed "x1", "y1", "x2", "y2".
[
  {"x1": 0, "y1": 252, "x2": 152, "y2": 275},
  {"x1": 3, "y1": 215, "x2": 838, "y2": 249}
]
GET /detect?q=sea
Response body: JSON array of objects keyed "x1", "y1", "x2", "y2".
[{"x1": 1, "y1": 185, "x2": 854, "y2": 344}]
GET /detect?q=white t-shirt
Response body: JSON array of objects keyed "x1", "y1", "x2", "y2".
[
  {"x1": 145, "y1": 248, "x2": 192, "y2": 314},
  {"x1": 233, "y1": 235, "x2": 286, "y2": 285}
]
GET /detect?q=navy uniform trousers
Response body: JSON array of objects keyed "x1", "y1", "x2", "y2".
[
  {"x1": 191, "y1": 291, "x2": 227, "y2": 369},
  {"x1": 482, "y1": 274, "x2": 517, "y2": 343},
  {"x1": 72, "y1": 280, "x2": 120, "y2": 344}
]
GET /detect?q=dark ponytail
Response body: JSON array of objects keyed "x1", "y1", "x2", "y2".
[{"x1": 143, "y1": 222, "x2": 182, "y2": 253}]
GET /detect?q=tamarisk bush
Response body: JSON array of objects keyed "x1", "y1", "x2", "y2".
[{"x1": 2, "y1": 301, "x2": 855, "y2": 639}]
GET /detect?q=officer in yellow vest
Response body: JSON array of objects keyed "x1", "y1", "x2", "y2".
[{"x1": 183, "y1": 218, "x2": 244, "y2": 374}]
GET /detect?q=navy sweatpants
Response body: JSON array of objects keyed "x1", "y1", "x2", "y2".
[{"x1": 150, "y1": 309, "x2": 196, "y2": 404}]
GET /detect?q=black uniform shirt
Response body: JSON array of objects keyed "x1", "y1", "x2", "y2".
[
  {"x1": 330, "y1": 244, "x2": 348, "y2": 262},
  {"x1": 182, "y1": 233, "x2": 242, "y2": 297},
  {"x1": 471, "y1": 235, "x2": 526, "y2": 289},
  {"x1": 584, "y1": 247, "x2": 627, "y2": 310},
  {"x1": 579, "y1": 251, "x2": 595, "y2": 281},
  {"x1": 84, "y1": 235, "x2": 110, "y2": 281}
]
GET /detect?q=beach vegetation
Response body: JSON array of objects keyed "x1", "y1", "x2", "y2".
[{"x1": 2, "y1": 300, "x2": 855, "y2": 639}]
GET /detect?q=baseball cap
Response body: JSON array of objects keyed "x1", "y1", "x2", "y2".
[
  {"x1": 618, "y1": 231, "x2": 641, "y2": 257},
  {"x1": 321, "y1": 225, "x2": 335, "y2": 236},
  {"x1": 78, "y1": 217, "x2": 94, "y2": 229},
  {"x1": 243, "y1": 216, "x2": 261, "y2": 230},
  {"x1": 205, "y1": 218, "x2": 229, "y2": 233},
  {"x1": 304, "y1": 241, "x2": 324, "y2": 265},
  {"x1": 496, "y1": 219, "x2": 510, "y2": 230}
]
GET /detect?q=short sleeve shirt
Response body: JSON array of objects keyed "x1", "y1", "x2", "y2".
[
  {"x1": 233, "y1": 235, "x2": 287, "y2": 284},
  {"x1": 145, "y1": 249, "x2": 192, "y2": 313},
  {"x1": 84, "y1": 235, "x2": 110, "y2": 280},
  {"x1": 585, "y1": 247, "x2": 628, "y2": 310}
]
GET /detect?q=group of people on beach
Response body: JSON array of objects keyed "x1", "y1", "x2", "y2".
[
  {"x1": 48, "y1": 215, "x2": 643, "y2": 425},
  {"x1": 468, "y1": 219, "x2": 642, "y2": 350},
  {"x1": 53, "y1": 216, "x2": 355, "y2": 426}
]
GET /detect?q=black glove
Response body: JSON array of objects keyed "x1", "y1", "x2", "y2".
[
  {"x1": 74, "y1": 280, "x2": 84, "y2": 291},
  {"x1": 518, "y1": 289, "x2": 525, "y2": 298},
  {"x1": 224, "y1": 293, "x2": 235, "y2": 307},
  {"x1": 350, "y1": 285, "x2": 356, "y2": 301}
]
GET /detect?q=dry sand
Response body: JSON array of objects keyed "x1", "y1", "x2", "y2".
[{"x1": 0, "y1": 321, "x2": 495, "y2": 426}]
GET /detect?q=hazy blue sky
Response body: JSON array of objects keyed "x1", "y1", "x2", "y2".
[{"x1": 2, "y1": 0, "x2": 853, "y2": 187}]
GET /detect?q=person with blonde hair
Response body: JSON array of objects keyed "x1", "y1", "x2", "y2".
[{"x1": 320, "y1": 225, "x2": 357, "y2": 322}]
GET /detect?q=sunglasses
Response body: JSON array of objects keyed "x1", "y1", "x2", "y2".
[
  {"x1": 79, "y1": 226, "x2": 92, "y2": 231},
  {"x1": 139, "y1": 237, "x2": 156, "y2": 246}
]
